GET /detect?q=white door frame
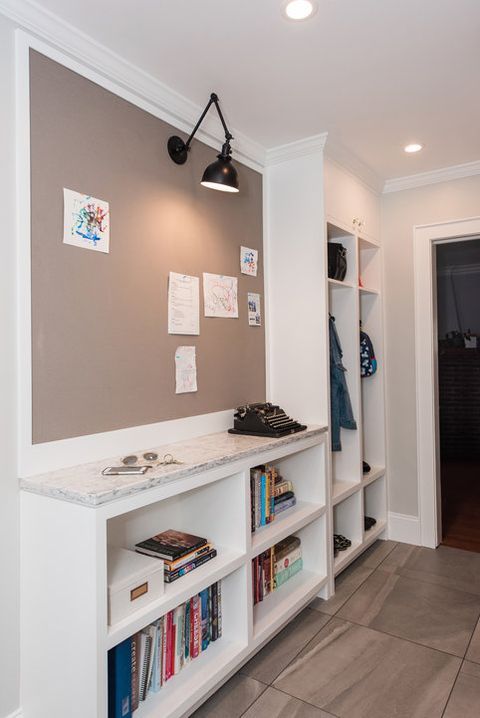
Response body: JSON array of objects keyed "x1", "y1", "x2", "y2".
[{"x1": 414, "y1": 216, "x2": 480, "y2": 548}]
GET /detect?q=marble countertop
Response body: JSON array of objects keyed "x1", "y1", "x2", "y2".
[{"x1": 20, "y1": 426, "x2": 327, "y2": 507}]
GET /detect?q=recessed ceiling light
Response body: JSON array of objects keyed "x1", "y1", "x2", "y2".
[
  {"x1": 283, "y1": 0, "x2": 317, "y2": 21},
  {"x1": 404, "y1": 143, "x2": 424, "y2": 153}
]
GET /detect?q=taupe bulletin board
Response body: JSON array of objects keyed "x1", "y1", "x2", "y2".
[{"x1": 29, "y1": 50, "x2": 265, "y2": 444}]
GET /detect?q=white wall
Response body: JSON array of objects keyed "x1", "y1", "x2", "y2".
[
  {"x1": 382, "y1": 175, "x2": 480, "y2": 517},
  {"x1": 0, "y1": 13, "x2": 20, "y2": 718}
]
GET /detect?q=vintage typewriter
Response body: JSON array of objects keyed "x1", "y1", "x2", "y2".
[{"x1": 228, "y1": 403, "x2": 307, "y2": 438}]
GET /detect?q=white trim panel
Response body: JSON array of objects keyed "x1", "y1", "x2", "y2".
[
  {"x1": 4, "y1": 709, "x2": 23, "y2": 718},
  {"x1": 414, "y1": 216, "x2": 480, "y2": 548},
  {"x1": 384, "y1": 160, "x2": 480, "y2": 194},
  {"x1": 387, "y1": 512, "x2": 421, "y2": 545},
  {"x1": 265, "y1": 133, "x2": 328, "y2": 166}
]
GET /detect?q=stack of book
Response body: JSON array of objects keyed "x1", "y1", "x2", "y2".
[
  {"x1": 250, "y1": 465, "x2": 297, "y2": 531},
  {"x1": 135, "y1": 530, "x2": 216, "y2": 584},
  {"x1": 252, "y1": 535, "x2": 302, "y2": 604},
  {"x1": 108, "y1": 581, "x2": 222, "y2": 717}
]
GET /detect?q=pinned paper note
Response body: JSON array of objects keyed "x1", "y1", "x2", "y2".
[
  {"x1": 203, "y1": 273, "x2": 238, "y2": 318},
  {"x1": 175, "y1": 346, "x2": 197, "y2": 394},
  {"x1": 168, "y1": 272, "x2": 200, "y2": 335},
  {"x1": 63, "y1": 188, "x2": 110, "y2": 253},
  {"x1": 248, "y1": 293, "x2": 262, "y2": 326},
  {"x1": 240, "y1": 246, "x2": 258, "y2": 277}
]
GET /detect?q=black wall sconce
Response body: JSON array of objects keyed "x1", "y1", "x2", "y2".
[{"x1": 167, "y1": 93, "x2": 239, "y2": 193}]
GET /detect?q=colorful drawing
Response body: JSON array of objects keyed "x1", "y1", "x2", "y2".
[
  {"x1": 240, "y1": 246, "x2": 258, "y2": 276},
  {"x1": 203, "y1": 273, "x2": 238, "y2": 318},
  {"x1": 63, "y1": 188, "x2": 110, "y2": 253}
]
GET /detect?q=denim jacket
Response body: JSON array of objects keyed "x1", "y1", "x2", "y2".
[{"x1": 329, "y1": 315, "x2": 357, "y2": 451}]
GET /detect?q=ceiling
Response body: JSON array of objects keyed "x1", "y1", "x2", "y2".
[{"x1": 30, "y1": 0, "x2": 480, "y2": 182}]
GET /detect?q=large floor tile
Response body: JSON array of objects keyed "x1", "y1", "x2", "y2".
[
  {"x1": 241, "y1": 608, "x2": 331, "y2": 684},
  {"x1": 242, "y1": 687, "x2": 335, "y2": 718},
  {"x1": 273, "y1": 618, "x2": 460, "y2": 718},
  {"x1": 443, "y1": 661, "x2": 480, "y2": 718},
  {"x1": 337, "y1": 569, "x2": 480, "y2": 656},
  {"x1": 310, "y1": 540, "x2": 397, "y2": 615},
  {"x1": 466, "y1": 618, "x2": 480, "y2": 663},
  {"x1": 191, "y1": 674, "x2": 266, "y2": 718},
  {"x1": 381, "y1": 543, "x2": 480, "y2": 596}
]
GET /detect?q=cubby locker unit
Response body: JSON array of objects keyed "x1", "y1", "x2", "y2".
[
  {"x1": 327, "y1": 222, "x2": 362, "y2": 504},
  {"x1": 363, "y1": 474, "x2": 387, "y2": 542},
  {"x1": 20, "y1": 427, "x2": 330, "y2": 718},
  {"x1": 326, "y1": 218, "x2": 387, "y2": 580}
]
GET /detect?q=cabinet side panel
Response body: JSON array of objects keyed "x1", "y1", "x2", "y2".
[{"x1": 21, "y1": 493, "x2": 106, "y2": 718}]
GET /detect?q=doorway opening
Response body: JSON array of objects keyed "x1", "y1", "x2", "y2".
[{"x1": 436, "y1": 237, "x2": 480, "y2": 552}]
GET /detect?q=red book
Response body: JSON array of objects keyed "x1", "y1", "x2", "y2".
[
  {"x1": 189, "y1": 597, "x2": 195, "y2": 658},
  {"x1": 165, "y1": 611, "x2": 173, "y2": 681},
  {"x1": 191, "y1": 595, "x2": 200, "y2": 658},
  {"x1": 161, "y1": 616, "x2": 168, "y2": 684},
  {"x1": 170, "y1": 623, "x2": 176, "y2": 676}
]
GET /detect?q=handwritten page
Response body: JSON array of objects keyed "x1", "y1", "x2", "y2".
[
  {"x1": 248, "y1": 293, "x2": 262, "y2": 326},
  {"x1": 168, "y1": 272, "x2": 200, "y2": 335},
  {"x1": 175, "y1": 346, "x2": 198, "y2": 394},
  {"x1": 240, "y1": 246, "x2": 258, "y2": 276},
  {"x1": 203, "y1": 273, "x2": 238, "y2": 318}
]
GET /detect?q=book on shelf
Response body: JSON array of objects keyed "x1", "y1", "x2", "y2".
[
  {"x1": 135, "y1": 529, "x2": 209, "y2": 562},
  {"x1": 253, "y1": 535, "x2": 302, "y2": 604},
  {"x1": 135, "y1": 529, "x2": 216, "y2": 583},
  {"x1": 108, "y1": 637, "x2": 132, "y2": 718},
  {"x1": 108, "y1": 581, "x2": 222, "y2": 716},
  {"x1": 131, "y1": 632, "x2": 140, "y2": 711},
  {"x1": 275, "y1": 558, "x2": 303, "y2": 588},
  {"x1": 274, "y1": 496, "x2": 297, "y2": 515},
  {"x1": 250, "y1": 465, "x2": 296, "y2": 532},
  {"x1": 164, "y1": 548, "x2": 217, "y2": 583}
]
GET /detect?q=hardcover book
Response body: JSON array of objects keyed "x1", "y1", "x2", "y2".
[
  {"x1": 164, "y1": 548, "x2": 217, "y2": 583},
  {"x1": 274, "y1": 535, "x2": 301, "y2": 561},
  {"x1": 108, "y1": 638, "x2": 132, "y2": 718},
  {"x1": 135, "y1": 530, "x2": 208, "y2": 561},
  {"x1": 130, "y1": 632, "x2": 140, "y2": 711},
  {"x1": 274, "y1": 496, "x2": 297, "y2": 514},
  {"x1": 275, "y1": 557, "x2": 303, "y2": 588}
]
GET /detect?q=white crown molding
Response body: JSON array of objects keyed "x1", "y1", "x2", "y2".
[
  {"x1": 384, "y1": 159, "x2": 480, "y2": 194},
  {"x1": 0, "y1": 0, "x2": 266, "y2": 172},
  {"x1": 324, "y1": 138, "x2": 384, "y2": 195},
  {"x1": 265, "y1": 133, "x2": 328, "y2": 166}
]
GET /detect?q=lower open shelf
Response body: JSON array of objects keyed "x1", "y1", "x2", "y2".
[
  {"x1": 334, "y1": 523, "x2": 387, "y2": 576},
  {"x1": 107, "y1": 548, "x2": 245, "y2": 650},
  {"x1": 133, "y1": 637, "x2": 247, "y2": 718},
  {"x1": 253, "y1": 570, "x2": 328, "y2": 645}
]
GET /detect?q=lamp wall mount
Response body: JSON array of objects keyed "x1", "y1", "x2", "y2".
[
  {"x1": 167, "y1": 93, "x2": 239, "y2": 193},
  {"x1": 168, "y1": 93, "x2": 233, "y2": 166}
]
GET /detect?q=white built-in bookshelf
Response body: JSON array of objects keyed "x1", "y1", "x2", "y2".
[
  {"x1": 20, "y1": 428, "x2": 329, "y2": 718},
  {"x1": 326, "y1": 217, "x2": 387, "y2": 577}
]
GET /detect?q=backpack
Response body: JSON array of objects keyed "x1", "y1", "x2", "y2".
[{"x1": 360, "y1": 330, "x2": 377, "y2": 377}]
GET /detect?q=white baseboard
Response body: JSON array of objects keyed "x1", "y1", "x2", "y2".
[
  {"x1": 388, "y1": 512, "x2": 421, "y2": 545},
  {"x1": 4, "y1": 709, "x2": 22, "y2": 718}
]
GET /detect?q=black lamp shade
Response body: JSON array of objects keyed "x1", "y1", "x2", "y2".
[{"x1": 201, "y1": 156, "x2": 239, "y2": 193}]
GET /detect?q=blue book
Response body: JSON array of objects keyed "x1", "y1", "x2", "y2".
[
  {"x1": 200, "y1": 588, "x2": 210, "y2": 651},
  {"x1": 108, "y1": 639, "x2": 132, "y2": 718},
  {"x1": 260, "y1": 473, "x2": 266, "y2": 526}
]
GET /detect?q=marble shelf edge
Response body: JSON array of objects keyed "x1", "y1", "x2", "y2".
[{"x1": 19, "y1": 425, "x2": 328, "y2": 507}]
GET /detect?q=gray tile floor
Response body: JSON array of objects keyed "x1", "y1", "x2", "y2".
[{"x1": 192, "y1": 541, "x2": 480, "y2": 718}]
